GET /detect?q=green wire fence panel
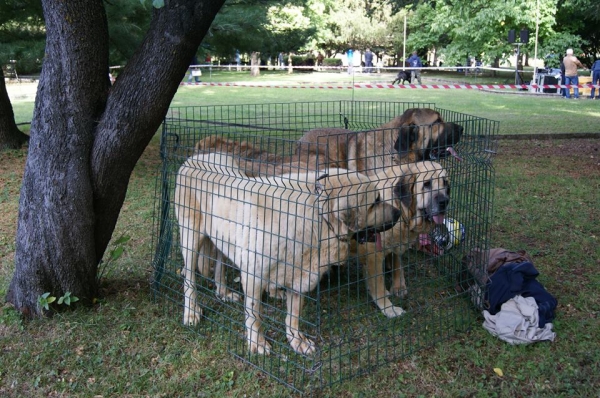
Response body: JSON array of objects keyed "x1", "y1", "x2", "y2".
[{"x1": 151, "y1": 100, "x2": 498, "y2": 394}]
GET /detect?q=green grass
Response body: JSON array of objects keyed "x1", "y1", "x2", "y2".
[{"x1": 1, "y1": 72, "x2": 600, "y2": 397}]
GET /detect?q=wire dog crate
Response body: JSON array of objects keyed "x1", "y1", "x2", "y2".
[{"x1": 151, "y1": 100, "x2": 498, "y2": 393}]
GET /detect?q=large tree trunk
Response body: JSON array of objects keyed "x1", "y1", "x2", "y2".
[
  {"x1": 6, "y1": 0, "x2": 226, "y2": 317},
  {"x1": 0, "y1": 69, "x2": 30, "y2": 150}
]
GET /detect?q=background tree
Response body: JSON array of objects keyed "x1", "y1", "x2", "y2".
[
  {"x1": 555, "y1": 0, "x2": 599, "y2": 65},
  {"x1": 0, "y1": 0, "x2": 45, "y2": 75},
  {"x1": 408, "y1": 0, "x2": 560, "y2": 68},
  {"x1": 106, "y1": 0, "x2": 152, "y2": 67},
  {"x1": 309, "y1": 0, "x2": 399, "y2": 60},
  {"x1": 6, "y1": 0, "x2": 226, "y2": 317},
  {"x1": 202, "y1": 0, "x2": 313, "y2": 63}
]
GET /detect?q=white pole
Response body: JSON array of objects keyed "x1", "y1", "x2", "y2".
[
  {"x1": 534, "y1": 0, "x2": 539, "y2": 64},
  {"x1": 403, "y1": 14, "x2": 406, "y2": 70},
  {"x1": 533, "y1": 0, "x2": 540, "y2": 89}
]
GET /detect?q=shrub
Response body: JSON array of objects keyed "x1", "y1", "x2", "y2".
[
  {"x1": 323, "y1": 58, "x2": 343, "y2": 67},
  {"x1": 290, "y1": 55, "x2": 315, "y2": 67}
]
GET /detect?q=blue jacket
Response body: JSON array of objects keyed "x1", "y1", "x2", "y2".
[
  {"x1": 485, "y1": 261, "x2": 557, "y2": 328},
  {"x1": 592, "y1": 60, "x2": 600, "y2": 72},
  {"x1": 407, "y1": 54, "x2": 422, "y2": 68}
]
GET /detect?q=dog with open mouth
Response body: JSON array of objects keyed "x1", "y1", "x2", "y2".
[
  {"x1": 291, "y1": 108, "x2": 463, "y2": 175},
  {"x1": 175, "y1": 151, "x2": 401, "y2": 355},
  {"x1": 350, "y1": 160, "x2": 451, "y2": 317}
]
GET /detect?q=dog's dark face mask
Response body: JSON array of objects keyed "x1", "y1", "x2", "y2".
[
  {"x1": 425, "y1": 122, "x2": 464, "y2": 161},
  {"x1": 350, "y1": 207, "x2": 402, "y2": 244},
  {"x1": 347, "y1": 195, "x2": 402, "y2": 245}
]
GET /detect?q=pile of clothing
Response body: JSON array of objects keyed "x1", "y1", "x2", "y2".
[{"x1": 461, "y1": 248, "x2": 558, "y2": 344}]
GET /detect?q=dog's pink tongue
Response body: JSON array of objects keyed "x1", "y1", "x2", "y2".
[
  {"x1": 376, "y1": 232, "x2": 382, "y2": 250},
  {"x1": 447, "y1": 147, "x2": 463, "y2": 162},
  {"x1": 433, "y1": 214, "x2": 445, "y2": 225}
]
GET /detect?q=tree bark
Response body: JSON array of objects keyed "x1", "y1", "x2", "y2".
[
  {"x1": 0, "y1": 69, "x2": 30, "y2": 150},
  {"x1": 6, "y1": 0, "x2": 226, "y2": 317}
]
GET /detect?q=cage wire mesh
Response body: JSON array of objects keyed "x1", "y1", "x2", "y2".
[{"x1": 151, "y1": 100, "x2": 498, "y2": 393}]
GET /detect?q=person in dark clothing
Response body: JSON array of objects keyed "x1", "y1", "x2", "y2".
[
  {"x1": 590, "y1": 59, "x2": 600, "y2": 99},
  {"x1": 560, "y1": 61, "x2": 566, "y2": 97},
  {"x1": 407, "y1": 51, "x2": 423, "y2": 84},
  {"x1": 364, "y1": 48, "x2": 373, "y2": 73}
]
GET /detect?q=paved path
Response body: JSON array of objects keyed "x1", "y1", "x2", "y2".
[{"x1": 5, "y1": 81, "x2": 38, "y2": 102}]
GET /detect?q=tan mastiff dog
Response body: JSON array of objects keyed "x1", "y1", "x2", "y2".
[
  {"x1": 175, "y1": 152, "x2": 401, "y2": 355},
  {"x1": 351, "y1": 160, "x2": 450, "y2": 317},
  {"x1": 295, "y1": 108, "x2": 463, "y2": 174}
]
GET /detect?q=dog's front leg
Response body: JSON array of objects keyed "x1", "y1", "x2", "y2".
[
  {"x1": 364, "y1": 248, "x2": 405, "y2": 318},
  {"x1": 286, "y1": 291, "x2": 316, "y2": 355},
  {"x1": 181, "y1": 232, "x2": 204, "y2": 326},
  {"x1": 389, "y1": 252, "x2": 408, "y2": 298},
  {"x1": 242, "y1": 272, "x2": 271, "y2": 355}
]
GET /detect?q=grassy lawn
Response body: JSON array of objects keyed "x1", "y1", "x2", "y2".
[{"x1": 1, "y1": 71, "x2": 599, "y2": 397}]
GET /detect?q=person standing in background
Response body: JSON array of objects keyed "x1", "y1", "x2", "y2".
[
  {"x1": 407, "y1": 51, "x2": 423, "y2": 84},
  {"x1": 365, "y1": 48, "x2": 373, "y2": 74},
  {"x1": 347, "y1": 49, "x2": 354, "y2": 75},
  {"x1": 187, "y1": 54, "x2": 201, "y2": 83},
  {"x1": 560, "y1": 60, "x2": 566, "y2": 98},
  {"x1": 205, "y1": 54, "x2": 212, "y2": 74},
  {"x1": 316, "y1": 52, "x2": 324, "y2": 71},
  {"x1": 590, "y1": 58, "x2": 600, "y2": 99},
  {"x1": 235, "y1": 49, "x2": 241, "y2": 71},
  {"x1": 563, "y1": 48, "x2": 585, "y2": 99}
]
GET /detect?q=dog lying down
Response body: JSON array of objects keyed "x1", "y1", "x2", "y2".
[{"x1": 175, "y1": 151, "x2": 402, "y2": 355}]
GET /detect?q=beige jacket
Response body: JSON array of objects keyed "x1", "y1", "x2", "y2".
[{"x1": 563, "y1": 55, "x2": 584, "y2": 77}]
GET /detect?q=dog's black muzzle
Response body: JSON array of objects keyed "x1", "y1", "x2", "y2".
[
  {"x1": 350, "y1": 207, "x2": 402, "y2": 244},
  {"x1": 427, "y1": 122, "x2": 464, "y2": 160}
]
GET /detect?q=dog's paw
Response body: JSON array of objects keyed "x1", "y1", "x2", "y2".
[
  {"x1": 289, "y1": 333, "x2": 316, "y2": 356},
  {"x1": 183, "y1": 306, "x2": 202, "y2": 326},
  {"x1": 249, "y1": 338, "x2": 272, "y2": 355},
  {"x1": 390, "y1": 286, "x2": 408, "y2": 298},
  {"x1": 216, "y1": 288, "x2": 241, "y2": 303},
  {"x1": 383, "y1": 305, "x2": 406, "y2": 318}
]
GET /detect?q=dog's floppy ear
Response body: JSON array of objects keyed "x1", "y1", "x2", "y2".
[
  {"x1": 393, "y1": 173, "x2": 416, "y2": 210},
  {"x1": 393, "y1": 124, "x2": 419, "y2": 154},
  {"x1": 316, "y1": 173, "x2": 354, "y2": 238}
]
